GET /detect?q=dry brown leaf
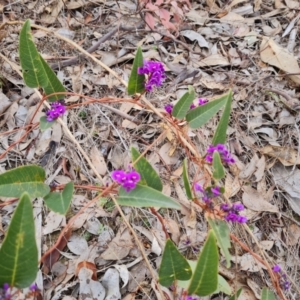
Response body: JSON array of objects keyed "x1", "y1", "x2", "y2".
[
  {"x1": 247, "y1": 278, "x2": 261, "y2": 299},
  {"x1": 287, "y1": 223, "x2": 300, "y2": 246},
  {"x1": 260, "y1": 145, "x2": 300, "y2": 166},
  {"x1": 159, "y1": 142, "x2": 179, "y2": 165},
  {"x1": 260, "y1": 37, "x2": 300, "y2": 85},
  {"x1": 239, "y1": 154, "x2": 259, "y2": 179},
  {"x1": 242, "y1": 186, "x2": 279, "y2": 213},
  {"x1": 196, "y1": 54, "x2": 230, "y2": 67},
  {"x1": 90, "y1": 146, "x2": 107, "y2": 176}
]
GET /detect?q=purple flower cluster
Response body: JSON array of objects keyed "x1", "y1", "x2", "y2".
[
  {"x1": 194, "y1": 184, "x2": 221, "y2": 203},
  {"x1": 190, "y1": 98, "x2": 209, "y2": 109},
  {"x1": 111, "y1": 170, "x2": 141, "y2": 192},
  {"x1": 1, "y1": 283, "x2": 11, "y2": 299},
  {"x1": 220, "y1": 203, "x2": 248, "y2": 223},
  {"x1": 138, "y1": 60, "x2": 166, "y2": 91},
  {"x1": 46, "y1": 101, "x2": 66, "y2": 122},
  {"x1": 164, "y1": 104, "x2": 173, "y2": 114},
  {"x1": 272, "y1": 265, "x2": 291, "y2": 290},
  {"x1": 206, "y1": 144, "x2": 235, "y2": 164}
]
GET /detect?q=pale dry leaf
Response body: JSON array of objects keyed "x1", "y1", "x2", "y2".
[
  {"x1": 261, "y1": 145, "x2": 300, "y2": 166},
  {"x1": 114, "y1": 265, "x2": 129, "y2": 288},
  {"x1": 67, "y1": 235, "x2": 88, "y2": 255},
  {"x1": 128, "y1": 261, "x2": 150, "y2": 292},
  {"x1": 185, "y1": 9, "x2": 208, "y2": 25},
  {"x1": 90, "y1": 146, "x2": 107, "y2": 176},
  {"x1": 254, "y1": 156, "x2": 266, "y2": 182},
  {"x1": 287, "y1": 223, "x2": 300, "y2": 246},
  {"x1": 165, "y1": 217, "x2": 180, "y2": 245},
  {"x1": 180, "y1": 30, "x2": 209, "y2": 48},
  {"x1": 196, "y1": 54, "x2": 230, "y2": 67},
  {"x1": 84, "y1": 217, "x2": 101, "y2": 235},
  {"x1": 242, "y1": 186, "x2": 279, "y2": 213},
  {"x1": 151, "y1": 237, "x2": 162, "y2": 256},
  {"x1": 43, "y1": 211, "x2": 66, "y2": 235},
  {"x1": 285, "y1": 0, "x2": 300, "y2": 9},
  {"x1": 239, "y1": 154, "x2": 259, "y2": 179},
  {"x1": 159, "y1": 142, "x2": 179, "y2": 165},
  {"x1": 260, "y1": 37, "x2": 300, "y2": 85},
  {"x1": 224, "y1": 174, "x2": 241, "y2": 198},
  {"x1": 78, "y1": 268, "x2": 105, "y2": 300},
  {"x1": 98, "y1": 225, "x2": 115, "y2": 252},
  {"x1": 246, "y1": 278, "x2": 261, "y2": 299},
  {"x1": 101, "y1": 268, "x2": 121, "y2": 300},
  {"x1": 0, "y1": 92, "x2": 11, "y2": 114},
  {"x1": 41, "y1": 0, "x2": 64, "y2": 24},
  {"x1": 235, "y1": 253, "x2": 267, "y2": 272},
  {"x1": 259, "y1": 240, "x2": 274, "y2": 250}
]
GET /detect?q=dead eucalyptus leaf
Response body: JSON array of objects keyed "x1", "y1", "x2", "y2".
[{"x1": 261, "y1": 145, "x2": 300, "y2": 166}]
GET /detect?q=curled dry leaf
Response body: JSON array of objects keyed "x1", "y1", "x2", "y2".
[
  {"x1": 260, "y1": 145, "x2": 300, "y2": 166},
  {"x1": 242, "y1": 186, "x2": 279, "y2": 213},
  {"x1": 101, "y1": 268, "x2": 121, "y2": 300},
  {"x1": 287, "y1": 223, "x2": 300, "y2": 246},
  {"x1": 260, "y1": 37, "x2": 300, "y2": 85}
]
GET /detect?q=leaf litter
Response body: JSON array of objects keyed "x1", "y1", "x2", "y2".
[{"x1": 1, "y1": 0, "x2": 300, "y2": 299}]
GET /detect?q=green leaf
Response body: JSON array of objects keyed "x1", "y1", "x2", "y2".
[
  {"x1": 186, "y1": 94, "x2": 227, "y2": 129},
  {"x1": 19, "y1": 20, "x2": 48, "y2": 88},
  {"x1": 159, "y1": 239, "x2": 192, "y2": 287},
  {"x1": 0, "y1": 193, "x2": 38, "y2": 288},
  {"x1": 261, "y1": 288, "x2": 276, "y2": 300},
  {"x1": 215, "y1": 275, "x2": 232, "y2": 295},
  {"x1": 183, "y1": 158, "x2": 193, "y2": 199},
  {"x1": 131, "y1": 147, "x2": 163, "y2": 191},
  {"x1": 128, "y1": 47, "x2": 145, "y2": 95},
  {"x1": 0, "y1": 165, "x2": 50, "y2": 198},
  {"x1": 39, "y1": 116, "x2": 55, "y2": 131},
  {"x1": 228, "y1": 288, "x2": 242, "y2": 300},
  {"x1": 212, "y1": 152, "x2": 225, "y2": 180},
  {"x1": 172, "y1": 86, "x2": 195, "y2": 119},
  {"x1": 212, "y1": 90, "x2": 232, "y2": 145},
  {"x1": 118, "y1": 184, "x2": 181, "y2": 209},
  {"x1": 39, "y1": 54, "x2": 65, "y2": 102},
  {"x1": 188, "y1": 230, "x2": 219, "y2": 296},
  {"x1": 208, "y1": 218, "x2": 231, "y2": 268},
  {"x1": 44, "y1": 182, "x2": 74, "y2": 214}
]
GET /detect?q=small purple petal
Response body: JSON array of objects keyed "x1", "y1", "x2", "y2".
[
  {"x1": 211, "y1": 186, "x2": 221, "y2": 197},
  {"x1": 272, "y1": 265, "x2": 281, "y2": 273},
  {"x1": 111, "y1": 170, "x2": 127, "y2": 184},
  {"x1": 164, "y1": 104, "x2": 173, "y2": 114},
  {"x1": 232, "y1": 203, "x2": 244, "y2": 212}
]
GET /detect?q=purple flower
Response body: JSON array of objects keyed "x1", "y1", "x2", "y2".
[
  {"x1": 3, "y1": 284, "x2": 9, "y2": 291},
  {"x1": 211, "y1": 186, "x2": 221, "y2": 197},
  {"x1": 221, "y1": 202, "x2": 247, "y2": 224},
  {"x1": 111, "y1": 170, "x2": 141, "y2": 192},
  {"x1": 164, "y1": 104, "x2": 173, "y2": 114},
  {"x1": 46, "y1": 101, "x2": 66, "y2": 122},
  {"x1": 237, "y1": 215, "x2": 248, "y2": 223},
  {"x1": 232, "y1": 203, "x2": 244, "y2": 212},
  {"x1": 225, "y1": 212, "x2": 239, "y2": 222},
  {"x1": 194, "y1": 184, "x2": 221, "y2": 203},
  {"x1": 190, "y1": 103, "x2": 196, "y2": 109},
  {"x1": 29, "y1": 283, "x2": 38, "y2": 291},
  {"x1": 220, "y1": 203, "x2": 230, "y2": 211},
  {"x1": 272, "y1": 265, "x2": 281, "y2": 273},
  {"x1": 205, "y1": 144, "x2": 235, "y2": 165},
  {"x1": 198, "y1": 98, "x2": 208, "y2": 106},
  {"x1": 138, "y1": 60, "x2": 166, "y2": 91}
]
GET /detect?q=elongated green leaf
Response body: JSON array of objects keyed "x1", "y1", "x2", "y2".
[
  {"x1": 212, "y1": 90, "x2": 232, "y2": 145},
  {"x1": 128, "y1": 47, "x2": 145, "y2": 95},
  {"x1": 261, "y1": 288, "x2": 276, "y2": 300},
  {"x1": 229, "y1": 288, "x2": 242, "y2": 300},
  {"x1": 39, "y1": 54, "x2": 65, "y2": 102},
  {"x1": 186, "y1": 96, "x2": 227, "y2": 129},
  {"x1": 172, "y1": 86, "x2": 195, "y2": 119},
  {"x1": 44, "y1": 182, "x2": 74, "y2": 214},
  {"x1": 215, "y1": 275, "x2": 232, "y2": 295},
  {"x1": 40, "y1": 116, "x2": 55, "y2": 131},
  {"x1": 212, "y1": 152, "x2": 225, "y2": 180},
  {"x1": 188, "y1": 230, "x2": 219, "y2": 296},
  {"x1": 118, "y1": 184, "x2": 181, "y2": 209},
  {"x1": 208, "y1": 218, "x2": 231, "y2": 268},
  {"x1": 159, "y1": 239, "x2": 192, "y2": 286},
  {"x1": 0, "y1": 165, "x2": 49, "y2": 197},
  {"x1": 19, "y1": 20, "x2": 48, "y2": 88},
  {"x1": 131, "y1": 147, "x2": 163, "y2": 191},
  {"x1": 183, "y1": 158, "x2": 193, "y2": 199},
  {"x1": 0, "y1": 193, "x2": 38, "y2": 288}
]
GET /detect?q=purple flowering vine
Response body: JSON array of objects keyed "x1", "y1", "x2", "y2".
[
  {"x1": 272, "y1": 264, "x2": 291, "y2": 290},
  {"x1": 138, "y1": 60, "x2": 166, "y2": 91},
  {"x1": 46, "y1": 100, "x2": 66, "y2": 122},
  {"x1": 206, "y1": 144, "x2": 235, "y2": 164},
  {"x1": 194, "y1": 184, "x2": 221, "y2": 203},
  {"x1": 111, "y1": 169, "x2": 141, "y2": 192},
  {"x1": 220, "y1": 202, "x2": 247, "y2": 224}
]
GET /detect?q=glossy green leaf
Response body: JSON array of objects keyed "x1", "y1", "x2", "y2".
[
  {"x1": 212, "y1": 152, "x2": 225, "y2": 180},
  {"x1": 19, "y1": 20, "x2": 48, "y2": 88},
  {"x1": 0, "y1": 165, "x2": 50, "y2": 198},
  {"x1": 128, "y1": 47, "x2": 145, "y2": 95},
  {"x1": 212, "y1": 90, "x2": 232, "y2": 145},
  {"x1": 39, "y1": 54, "x2": 65, "y2": 102},
  {"x1": 118, "y1": 184, "x2": 181, "y2": 209},
  {"x1": 215, "y1": 275, "x2": 232, "y2": 295},
  {"x1": 172, "y1": 86, "x2": 195, "y2": 119},
  {"x1": 39, "y1": 116, "x2": 55, "y2": 131},
  {"x1": 188, "y1": 230, "x2": 219, "y2": 296},
  {"x1": 208, "y1": 218, "x2": 231, "y2": 268},
  {"x1": 228, "y1": 288, "x2": 242, "y2": 300},
  {"x1": 261, "y1": 288, "x2": 276, "y2": 300},
  {"x1": 44, "y1": 182, "x2": 74, "y2": 214},
  {"x1": 183, "y1": 158, "x2": 193, "y2": 199},
  {"x1": 186, "y1": 96, "x2": 227, "y2": 129},
  {"x1": 131, "y1": 147, "x2": 163, "y2": 191},
  {"x1": 0, "y1": 193, "x2": 38, "y2": 288},
  {"x1": 159, "y1": 239, "x2": 192, "y2": 286}
]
